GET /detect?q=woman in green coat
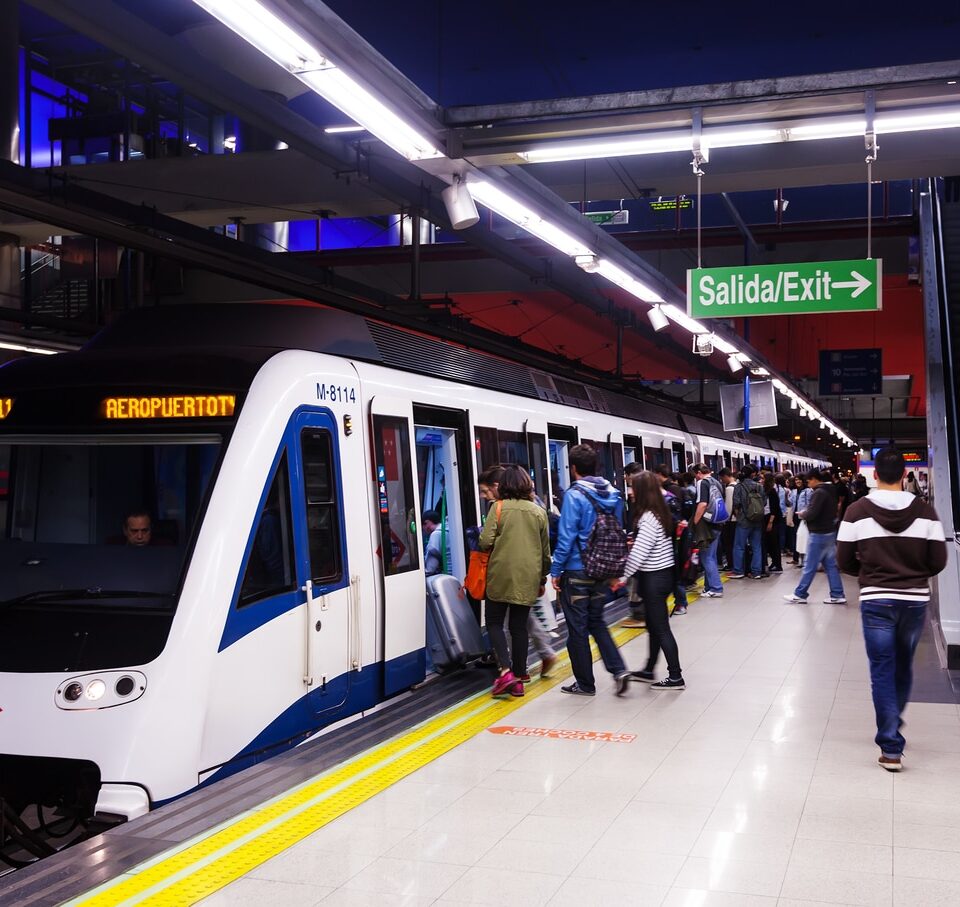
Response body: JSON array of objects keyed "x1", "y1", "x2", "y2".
[{"x1": 479, "y1": 465, "x2": 552, "y2": 698}]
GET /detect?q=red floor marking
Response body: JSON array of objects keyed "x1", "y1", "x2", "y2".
[{"x1": 487, "y1": 726, "x2": 636, "y2": 743}]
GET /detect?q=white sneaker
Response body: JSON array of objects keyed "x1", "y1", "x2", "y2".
[
  {"x1": 783, "y1": 594, "x2": 808, "y2": 604},
  {"x1": 824, "y1": 597, "x2": 848, "y2": 604},
  {"x1": 702, "y1": 590, "x2": 724, "y2": 598}
]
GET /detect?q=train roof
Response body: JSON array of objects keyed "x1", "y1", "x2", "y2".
[{"x1": 0, "y1": 304, "x2": 823, "y2": 457}]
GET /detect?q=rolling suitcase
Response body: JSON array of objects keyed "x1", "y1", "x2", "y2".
[{"x1": 426, "y1": 574, "x2": 485, "y2": 674}]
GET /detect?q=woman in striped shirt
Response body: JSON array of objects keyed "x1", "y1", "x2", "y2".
[{"x1": 621, "y1": 471, "x2": 685, "y2": 690}]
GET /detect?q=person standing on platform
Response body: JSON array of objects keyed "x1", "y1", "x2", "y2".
[
  {"x1": 719, "y1": 468, "x2": 738, "y2": 572},
  {"x1": 621, "y1": 471, "x2": 685, "y2": 690},
  {"x1": 793, "y1": 476, "x2": 812, "y2": 567},
  {"x1": 836, "y1": 448, "x2": 948, "y2": 772},
  {"x1": 763, "y1": 473, "x2": 784, "y2": 574},
  {"x1": 783, "y1": 469, "x2": 846, "y2": 604},
  {"x1": 479, "y1": 465, "x2": 551, "y2": 699},
  {"x1": 691, "y1": 463, "x2": 726, "y2": 597},
  {"x1": 621, "y1": 461, "x2": 648, "y2": 628},
  {"x1": 550, "y1": 444, "x2": 632, "y2": 697},
  {"x1": 730, "y1": 465, "x2": 763, "y2": 579}
]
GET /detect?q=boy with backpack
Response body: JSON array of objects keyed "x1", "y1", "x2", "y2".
[
  {"x1": 730, "y1": 464, "x2": 765, "y2": 579},
  {"x1": 691, "y1": 463, "x2": 728, "y2": 598},
  {"x1": 550, "y1": 444, "x2": 632, "y2": 696}
]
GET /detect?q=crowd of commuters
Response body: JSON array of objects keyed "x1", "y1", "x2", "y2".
[{"x1": 448, "y1": 445, "x2": 945, "y2": 771}]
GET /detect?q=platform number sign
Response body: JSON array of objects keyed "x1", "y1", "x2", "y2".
[{"x1": 818, "y1": 348, "x2": 882, "y2": 396}]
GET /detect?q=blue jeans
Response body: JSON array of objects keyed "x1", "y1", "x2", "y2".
[
  {"x1": 861, "y1": 599, "x2": 927, "y2": 756},
  {"x1": 734, "y1": 523, "x2": 762, "y2": 575},
  {"x1": 699, "y1": 532, "x2": 723, "y2": 592},
  {"x1": 793, "y1": 531, "x2": 844, "y2": 599},
  {"x1": 560, "y1": 571, "x2": 626, "y2": 691},
  {"x1": 674, "y1": 579, "x2": 688, "y2": 607}
]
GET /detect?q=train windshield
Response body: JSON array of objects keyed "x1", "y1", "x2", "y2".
[{"x1": 0, "y1": 436, "x2": 220, "y2": 610}]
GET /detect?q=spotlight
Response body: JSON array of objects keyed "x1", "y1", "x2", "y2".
[
  {"x1": 441, "y1": 177, "x2": 480, "y2": 230},
  {"x1": 727, "y1": 355, "x2": 743, "y2": 373},
  {"x1": 648, "y1": 306, "x2": 669, "y2": 332}
]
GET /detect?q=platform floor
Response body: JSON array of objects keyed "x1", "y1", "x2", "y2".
[{"x1": 163, "y1": 569, "x2": 960, "y2": 907}]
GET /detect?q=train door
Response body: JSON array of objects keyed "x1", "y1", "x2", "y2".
[
  {"x1": 370, "y1": 396, "x2": 425, "y2": 696},
  {"x1": 294, "y1": 411, "x2": 354, "y2": 716},
  {"x1": 413, "y1": 406, "x2": 475, "y2": 585}
]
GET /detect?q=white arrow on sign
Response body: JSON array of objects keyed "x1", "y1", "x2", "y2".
[{"x1": 832, "y1": 270, "x2": 872, "y2": 298}]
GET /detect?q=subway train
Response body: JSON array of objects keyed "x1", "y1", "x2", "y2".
[{"x1": 0, "y1": 303, "x2": 827, "y2": 837}]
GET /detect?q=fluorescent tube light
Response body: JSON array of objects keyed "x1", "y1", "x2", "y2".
[
  {"x1": 192, "y1": 0, "x2": 442, "y2": 161},
  {"x1": 877, "y1": 107, "x2": 960, "y2": 133},
  {"x1": 0, "y1": 340, "x2": 61, "y2": 356},
  {"x1": 787, "y1": 118, "x2": 867, "y2": 140},
  {"x1": 296, "y1": 68, "x2": 441, "y2": 161},
  {"x1": 324, "y1": 124, "x2": 365, "y2": 134},
  {"x1": 712, "y1": 337, "x2": 739, "y2": 355},
  {"x1": 661, "y1": 305, "x2": 709, "y2": 334},
  {"x1": 520, "y1": 131, "x2": 691, "y2": 164},
  {"x1": 592, "y1": 259, "x2": 666, "y2": 303},
  {"x1": 468, "y1": 181, "x2": 595, "y2": 257},
  {"x1": 703, "y1": 126, "x2": 781, "y2": 149}
]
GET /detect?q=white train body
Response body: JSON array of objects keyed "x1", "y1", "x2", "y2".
[{"x1": 0, "y1": 305, "x2": 827, "y2": 820}]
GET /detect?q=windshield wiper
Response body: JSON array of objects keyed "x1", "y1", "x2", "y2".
[{"x1": 1, "y1": 589, "x2": 173, "y2": 607}]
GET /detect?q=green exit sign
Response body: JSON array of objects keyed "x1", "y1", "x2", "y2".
[{"x1": 687, "y1": 259, "x2": 882, "y2": 318}]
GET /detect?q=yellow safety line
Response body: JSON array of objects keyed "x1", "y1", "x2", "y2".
[{"x1": 70, "y1": 587, "x2": 711, "y2": 907}]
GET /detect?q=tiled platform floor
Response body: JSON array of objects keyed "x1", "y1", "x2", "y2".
[{"x1": 200, "y1": 570, "x2": 960, "y2": 906}]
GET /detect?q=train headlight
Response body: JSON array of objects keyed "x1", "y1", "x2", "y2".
[
  {"x1": 56, "y1": 670, "x2": 147, "y2": 710},
  {"x1": 84, "y1": 680, "x2": 106, "y2": 701},
  {"x1": 63, "y1": 682, "x2": 84, "y2": 702}
]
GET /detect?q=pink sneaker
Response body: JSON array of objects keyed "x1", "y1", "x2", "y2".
[
  {"x1": 492, "y1": 671, "x2": 517, "y2": 697},
  {"x1": 510, "y1": 682, "x2": 525, "y2": 697}
]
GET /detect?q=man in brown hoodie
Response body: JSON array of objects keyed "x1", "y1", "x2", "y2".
[{"x1": 837, "y1": 448, "x2": 948, "y2": 772}]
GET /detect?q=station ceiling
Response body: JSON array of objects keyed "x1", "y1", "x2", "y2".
[{"x1": 5, "y1": 0, "x2": 952, "y2": 451}]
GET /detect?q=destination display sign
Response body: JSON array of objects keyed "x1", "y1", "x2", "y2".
[
  {"x1": 818, "y1": 348, "x2": 882, "y2": 396},
  {"x1": 100, "y1": 394, "x2": 236, "y2": 420},
  {"x1": 687, "y1": 259, "x2": 882, "y2": 318}
]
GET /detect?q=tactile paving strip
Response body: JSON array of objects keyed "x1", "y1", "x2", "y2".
[{"x1": 68, "y1": 593, "x2": 701, "y2": 906}]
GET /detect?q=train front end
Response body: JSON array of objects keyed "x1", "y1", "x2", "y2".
[{"x1": 0, "y1": 343, "x2": 242, "y2": 851}]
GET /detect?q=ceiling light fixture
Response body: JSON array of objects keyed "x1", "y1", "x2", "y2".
[
  {"x1": 468, "y1": 180, "x2": 595, "y2": 256},
  {"x1": 519, "y1": 131, "x2": 691, "y2": 164},
  {"x1": 648, "y1": 306, "x2": 669, "y2": 332},
  {"x1": 727, "y1": 354, "x2": 743, "y2": 373},
  {"x1": 591, "y1": 259, "x2": 666, "y2": 303},
  {"x1": 0, "y1": 340, "x2": 62, "y2": 356},
  {"x1": 191, "y1": 0, "x2": 442, "y2": 161},
  {"x1": 661, "y1": 304, "x2": 709, "y2": 334},
  {"x1": 324, "y1": 124, "x2": 365, "y2": 134}
]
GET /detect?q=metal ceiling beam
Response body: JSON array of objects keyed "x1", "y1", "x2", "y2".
[
  {"x1": 0, "y1": 159, "x2": 714, "y2": 391},
  {"x1": 21, "y1": 0, "x2": 727, "y2": 377},
  {"x1": 445, "y1": 60, "x2": 960, "y2": 127}
]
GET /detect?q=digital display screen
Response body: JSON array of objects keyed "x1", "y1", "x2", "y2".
[
  {"x1": 100, "y1": 395, "x2": 236, "y2": 420},
  {"x1": 0, "y1": 398, "x2": 11, "y2": 419}
]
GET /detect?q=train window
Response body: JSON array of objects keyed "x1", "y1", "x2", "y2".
[
  {"x1": 644, "y1": 446, "x2": 666, "y2": 468},
  {"x1": 498, "y1": 430, "x2": 528, "y2": 468},
  {"x1": 581, "y1": 438, "x2": 614, "y2": 483},
  {"x1": 238, "y1": 451, "x2": 296, "y2": 607},
  {"x1": 373, "y1": 416, "x2": 419, "y2": 576},
  {"x1": 474, "y1": 426, "x2": 498, "y2": 479},
  {"x1": 623, "y1": 435, "x2": 642, "y2": 469},
  {"x1": 527, "y1": 433, "x2": 549, "y2": 504},
  {"x1": 301, "y1": 429, "x2": 343, "y2": 584}
]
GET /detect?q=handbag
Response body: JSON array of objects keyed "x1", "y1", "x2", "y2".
[
  {"x1": 462, "y1": 501, "x2": 501, "y2": 599},
  {"x1": 531, "y1": 591, "x2": 559, "y2": 632},
  {"x1": 796, "y1": 520, "x2": 809, "y2": 555}
]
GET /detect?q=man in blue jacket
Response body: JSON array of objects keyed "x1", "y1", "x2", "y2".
[{"x1": 550, "y1": 444, "x2": 631, "y2": 696}]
